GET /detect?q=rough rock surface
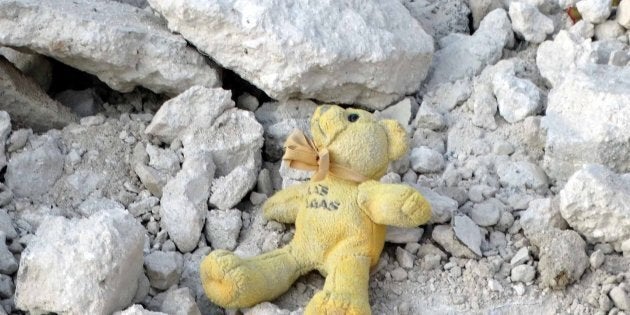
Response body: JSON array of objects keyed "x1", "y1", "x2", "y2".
[
  {"x1": 5, "y1": 134, "x2": 64, "y2": 200},
  {"x1": 204, "y1": 209, "x2": 242, "y2": 251},
  {"x1": 147, "y1": 0, "x2": 434, "y2": 109},
  {"x1": 161, "y1": 152, "x2": 214, "y2": 253},
  {"x1": 144, "y1": 251, "x2": 184, "y2": 291},
  {"x1": 559, "y1": 164, "x2": 630, "y2": 246},
  {"x1": 542, "y1": 66, "x2": 630, "y2": 181},
  {"x1": 528, "y1": 228, "x2": 589, "y2": 289},
  {"x1": 426, "y1": 9, "x2": 513, "y2": 87},
  {"x1": 0, "y1": 57, "x2": 77, "y2": 131},
  {"x1": 509, "y1": 2, "x2": 554, "y2": 44},
  {"x1": 0, "y1": 47, "x2": 52, "y2": 90},
  {"x1": 15, "y1": 209, "x2": 145, "y2": 314},
  {"x1": 0, "y1": 0, "x2": 219, "y2": 95},
  {"x1": 401, "y1": 0, "x2": 471, "y2": 41}
]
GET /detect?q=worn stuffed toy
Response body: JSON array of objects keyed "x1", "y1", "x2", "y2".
[{"x1": 201, "y1": 105, "x2": 432, "y2": 314}]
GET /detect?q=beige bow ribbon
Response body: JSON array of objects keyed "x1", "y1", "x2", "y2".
[{"x1": 282, "y1": 130, "x2": 369, "y2": 183}]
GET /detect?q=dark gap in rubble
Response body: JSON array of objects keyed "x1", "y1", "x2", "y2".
[
  {"x1": 47, "y1": 59, "x2": 102, "y2": 95},
  {"x1": 221, "y1": 68, "x2": 272, "y2": 105}
]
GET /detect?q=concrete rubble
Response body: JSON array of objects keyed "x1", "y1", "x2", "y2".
[{"x1": 1, "y1": 0, "x2": 630, "y2": 313}]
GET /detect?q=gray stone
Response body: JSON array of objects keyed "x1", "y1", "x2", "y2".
[
  {"x1": 401, "y1": 0, "x2": 470, "y2": 40},
  {"x1": 520, "y1": 198, "x2": 568, "y2": 235},
  {"x1": 469, "y1": 0, "x2": 505, "y2": 29},
  {"x1": 0, "y1": 58, "x2": 77, "y2": 131},
  {"x1": 254, "y1": 100, "x2": 317, "y2": 160},
  {"x1": 452, "y1": 215, "x2": 483, "y2": 256},
  {"x1": 510, "y1": 265, "x2": 536, "y2": 283},
  {"x1": 576, "y1": 0, "x2": 611, "y2": 23},
  {"x1": 569, "y1": 20, "x2": 595, "y2": 39},
  {"x1": 589, "y1": 249, "x2": 605, "y2": 269},
  {"x1": 236, "y1": 93, "x2": 259, "y2": 112},
  {"x1": 509, "y1": 2, "x2": 554, "y2": 43},
  {"x1": 0, "y1": 274, "x2": 13, "y2": 299},
  {"x1": 594, "y1": 20, "x2": 625, "y2": 40},
  {"x1": 146, "y1": 144, "x2": 180, "y2": 176},
  {"x1": 618, "y1": 0, "x2": 630, "y2": 28},
  {"x1": 410, "y1": 146, "x2": 445, "y2": 173},
  {"x1": 422, "y1": 79, "x2": 473, "y2": 112},
  {"x1": 385, "y1": 227, "x2": 424, "y2": 244},
  {"x1": 128, "y1": 197, "x2": 160, "y2": 218},
  {"x1": 559, "y1": 164, "x2": 630, "y2": 246},
  {"x1": 395, "y1": 247, "x2": 415, "y2": 270},
  {"x1": 244, "y1": 302, "x2": 300, "y2": 315},
  {"x1": 0, "y1": 47, "x2": 52, "y2": 90},
  {"x1": 0, "y1": 0, "x2": 219, "y2": 95},
  {"x1": 204, "y1": 209, "x2": 242, "y2": 251},
  {"x1": 470, "y1": 82, "x2": 498, "y2": 129},
  {"x1": 161, "y1": 152, "x2": 215, "y2": 253},
  {"x1": 529, "y1": 228, "x2": 589, "y2": 289},
  {"x1": 6, "y1": 135, "x2": 64, "y2": 199},
  {"x1": 496, "y1": 160, "x2": 548, "y2": 190},
  {"x1": 115, "y1": 304, "x2": 167, "y2": 315},
  {"x1": 432, "y1": 224, "x2": 477, "y2": 258},
  {"x1": 146, "y1": 87, "x2": 234, "y2": 145},
  {"x1": 377, "y1": 97, "x2": 414, "y2": 129},
  {"x1": 610, "y1": 285, "x2": 630, "y2": 311},
  {"x1": 390, "y1": 267, "x2": 408, "y2": 281},
  {"x1": 144, "y1": 251, "x2": 184, "y2": 291},
  {"x1": 542, "y1": 66, "x2": 630, "y2": 181},
  {"x1": 134, "y1": 164, "x2": 167, "y2": 198},
  {"x1": 493, "y1": 72, "x2": 542, "y2": 123},
  {"x1": 147, "y1": 0, "x2": 434, "y2": 109},
  {"x1": 415, "y1": 186, "x2": 458, "y2": 224},
  {"x1": 151, "y1": 87, "x2": 263, "y2": 210},
  {"x1": 54, "y1": 89, "x2": 103, "y2": 117},
  {"x1": 15, "y1": 209, "x2": 145, "y2": 314},
  {"x1": 7, "y1": 129, "x2": 31, "y2": 153},
  {"x1": 160, "y1": 287, "x2": 201, "y2": 315},
  {"x1": 470, "y1": 199, "x2": 503, "y2": 227},
  {"x1": 178, "y1": 248, "x2": 222, "y2": 315},
  {"x1": 0, "y1": 233, "x2": 17, "y2": 275},
  {"x1": 426, "y1": 9, "x2": 513, "y2": 87},
  {"x1": 0, "y1": 210, "x2": 16, "y2": 240},
  {"x1": 510, "y1": 247, "x2": 531, "y2": 266},
  {"x1": 413, "y1": 104, "x2": 446, "y2": 131},
  {"x1": 76, "y1": 197, "x2": 125, "y2": 218},
  {"x1": 0, "y1": 112, "x2": 10, "y2": 170}
]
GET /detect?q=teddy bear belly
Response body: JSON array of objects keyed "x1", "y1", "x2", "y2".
[{"x1": 292, "y1": 206, "x2": 386, "y2": 268}]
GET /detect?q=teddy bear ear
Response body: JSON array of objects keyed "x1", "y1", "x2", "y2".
[{"x1": 380, "y1": 119, "x2": 409, "y2": 161}]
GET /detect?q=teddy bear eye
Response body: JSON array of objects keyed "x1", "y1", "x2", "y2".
[{"x1": 347, "y1": 113, "x2": 359, "y2": 122}]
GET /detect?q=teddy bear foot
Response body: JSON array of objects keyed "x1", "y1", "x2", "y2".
[
  {"x1": 200, "y1": 249, "x2": 256, "y2": 308},
  {"x1": 305, "y1": 290, "x2": 371, "y2": 315}
]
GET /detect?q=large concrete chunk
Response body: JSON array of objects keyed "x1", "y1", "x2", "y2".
[
  {"x1": 0, "y1": 57, "x2": 76, "y2": 131},
  {"x1": 542, "y1": 67, "x2": 630, "y2": 181},
  {"x1": 559, "y1": 164, "x2": 630, "y2": 246},
  {"x1": 15, "y1": 209, "x2": 145, "y2": 314},
  {"x1": 0, "y1": 0, "x2": 220, "y2": 95},
  {"x1": 161, "y1": 152, "x2": 214, "y2": 253},
  {"x1": 145, "y1": 86, "x2": 234, "y2": 145},
  {"x1": 5, "y1": 135, "x2": 64, "y2": 200},
  {"x1": 426, "y1": 9, "x2": 513, "y2": 87},
  {"x1": 147, "y1": 0, "x2": 434, "y2": 109}
]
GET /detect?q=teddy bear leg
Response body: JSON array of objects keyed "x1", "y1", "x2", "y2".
[
  {"x1": 305, "y1": 255, "x2": 372, "y2": 315},
  {"x1": 200, "y1": 246, "x2": 304, "y2": 309}
]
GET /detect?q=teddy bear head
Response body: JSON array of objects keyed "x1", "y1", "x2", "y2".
[{"x1": 310, "y1": 105, "x2": 408, "y2": 180}]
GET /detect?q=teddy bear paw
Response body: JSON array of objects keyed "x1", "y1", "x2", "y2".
[
  {"x1": 200, "y1": 250, "x2": 248, "y2": 307},
  {"x1": 305, "y1": 290, "x2": 371, "y2": 315}
]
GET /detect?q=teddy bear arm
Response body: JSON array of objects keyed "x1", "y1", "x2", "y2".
[
  {"x1": 357, "y1": 181, "x2": 432, "y2": 228},
  {"x1": 262, "y1": 182, "x2": 308, "y2": 223}
]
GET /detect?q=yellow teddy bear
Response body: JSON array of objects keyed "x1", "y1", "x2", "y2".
[{"x1": 200, "y1": 105, "x2": 432, "y2": 314}]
